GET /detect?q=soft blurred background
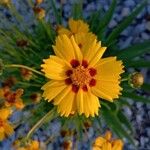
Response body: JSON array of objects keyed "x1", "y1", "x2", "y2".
[{"x1": 0, "y1": 0, "x2": 150, "y2": 149}]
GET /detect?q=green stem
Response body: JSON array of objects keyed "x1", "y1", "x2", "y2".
[
  {"x1": 17, "y1": 81, "x2": 41, "y2": 87},
  {"x1": 26, "y1": 108, "x2": 56, "y2": 140},
  {"x1": 5, "y1": 64, "x2": 44, "y2": 77},
  {"x1": 121, "y1": 78, "x2": 129, "y2": 82}
]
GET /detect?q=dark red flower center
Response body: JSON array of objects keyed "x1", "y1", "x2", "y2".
[{"x1": 65, "y1": 59, "x2": 97, "y2": 93}]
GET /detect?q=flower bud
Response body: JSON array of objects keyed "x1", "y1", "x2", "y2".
[
  {"x1": 2, "y1": 76, "x2": 17, "y2": 88},
  {"x1": 35, "y1": 0, "x2": 43, "y2": 5},
  {"x1": 0, "y1": 0, "x2": 11, "y2": 7},
  {"x1": 33, "y1": 7, "x2": 45, "y2": 20},
  {"x1": 20, "y1": 68, "x2": 33, "y2": 81},
  {"x1": 62, "y1": 140, "x2": 72, "y2": 150},
  {"x1": 84, "y1": 121, "x2": 92, "y2": 129},
  {"x1": 129, "y1": 72, "x2": 144, "y2": 88},
  {"x1": 16, "y1": 39, "x2": 28, "y2": 48},
  {"x1": 30, "y1": 93, "x2": 41, "y2": 103},
  {"x1": 111, "y1": 139, "x2": 124, "y2": 150}
]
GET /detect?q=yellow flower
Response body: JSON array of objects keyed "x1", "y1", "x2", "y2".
[
  {"x1": 0, "y1": 108, "x2": 14, "y2": 141},
  {"x1": 92, "y1": 131, "x2": 124, "y2": 150},
  {"x1": 62, "y1": 140, "x2": 72, "y2": 150},
  {"x1": 0, "y1": 87, "x2": 24, "y2": 109},
  {"x1": 57, "y1": 18, "x2": 90, "y2": 37},
  {"x1": 41, "y1": 35, "x2": 124, "y2": 117},
  {"x1": 20, "y1": 68, "x2": 33, "y2": 81},
  {"x1": 57, "y1": 18, "x2": 97, "y2": 50},
  {"x1": 17, "y1": 140, "x2": 40, "y2": 150},
  {"x1": 74, "y1": 32, "x2": 97, "y2": 50},
  {"x1": 112, "y1": 139, "x2": 124, "y2": 150},
  {"x1": 35, "y1": 0, "x2": 43, "y2": 5},
  {"x1": 0, "y1": 0, "x2": 11, "y2": 6},
  {"x1": 33, "y1": 7, "x2": 45, "y2": 20}
]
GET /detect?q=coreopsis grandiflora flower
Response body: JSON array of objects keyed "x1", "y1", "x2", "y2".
[{"x1": 41, "y1": 34, "x2": 124, "y2": 117}]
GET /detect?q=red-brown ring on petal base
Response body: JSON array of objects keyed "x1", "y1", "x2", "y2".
[
  {"x1": 70, "y1": 59, "x2": 80, "y2": 68},
  {"x1": 89, "y1": 79, "x2": 96, "y2": 87},
  {"x1": 89, "y1": 68, "x2": 97, "y2": 76},
  {"x1": 72, "y1": 84, "x2": 79, "y2": 93},
  {"x1": 65, "y1": 78, "x2": 72, "y2": 85},
  {"x1": 66, "y1": 70, "x2": 73, "y2": 76},
  {"x1": 82, "y1": 60, "x2": 88, "y2": 68},
  {"x1": 82, "y1": 85, "x2": 88, "y2": 92}
]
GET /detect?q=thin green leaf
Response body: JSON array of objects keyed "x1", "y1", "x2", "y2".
[
  {"x1": 50, "y1": 0, "x2": 61, "y2": 24},
  {"x1": 102, "y1": 107, "x2": 135, "y2": 145},
  {"x1": 117, "y1": 40, "x2": 150, "y2": 61},
  {"x1": 106, "y1": 0, "x2": 147, "y2": 44},
  {"x1": 72, "y1": 1, "x2": 83, "y2": 19},
  {"x1": 89, "y1": 8, "x2": 102, "y2": 32},
  {"x1": 122, "y1": 92, "x2": 150, "y2": 104},
  {"x1": 97, "y1": 0, "x2": 117, "y2": 37},
  {"x1": 125, "y1": 60, "x2": 150, "y2": 68},
  {"x1": 117, "y1": 111, "x2": 134, "y2": 134}
]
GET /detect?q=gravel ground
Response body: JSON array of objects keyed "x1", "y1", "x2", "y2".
[{"x1": 0, "y1": 0, "x2": 150, "y2": 150}]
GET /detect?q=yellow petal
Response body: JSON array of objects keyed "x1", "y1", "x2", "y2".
[
  {"x1": 0, "y1": 127, "x2": 5, "y2": 141},
  {"x1": 15, "y1": 99, "x2": 24, "y2": 109},
  {"x1": 53, "y1": 86, "x2": 72, "y2": 105},
  {"x1": 92, "y1": 146, "x2": 102, "y2": 150},
  {"x1": 105, "y1": 131, "x2": 112, "y2": 141},
  {"x1": 68, "y1": 18, "x2": 89, "y2": 34},
  {"x1": 89, "y1": 47, "x2": 107, "y2": 67},
  {"x1": 94, "y1": 136, "x2": 106, "y2": 147},
  {"x1": 76, "y1": 89, "x2": 83, "y2": 115},
  {"x1": 0, "y1": 108, "x2": 12, "y2": 120},
  {"x1": 91, "y1": 87, "x2": 113, "y2": 102},
  {"x1": 74, "y1": 32, "x2": 97, "y2": 53},
  {"x1": 57, "y1": 26, "x2": 72, "y2": 37},
  {"x1": 57, "y1": 91, "x2": 75, "y2": 117},
  {"x1": 92, "y1": 57, "x2": 124, "y2": 101},
  {"x1": 82, "y1": 39, "x2": 106, "y2": 66},
  {"x1": 30, "y1": 140, "x2": 40, "y2": 149},
  {"x1": 42, "y1": 80, "x2": 67, "y2": 102},
  {"x1": 83, "y1": 91, "x2": 100, "y2": 117},
  {"x1": 70, "y1": 36, "x2": 83, "y2": 61},
  {"x1": 4, "y1": 122, "x2": 14, "y2": 136},
  {"x1": 95, "y1": 57, "x2": 124, "y2": 80},
  {"x1": 53, "y1": 35, "x2": 76, "y2": 61},
  {"x1": 111, "y1": 139, "x2": 124, "y2": 150},
  {"x1": 102, "y1": 142, "x2": 112, "y2": 150},
  {"x1": 41, "y1": 55, "x2": 70, "y2": 80}
]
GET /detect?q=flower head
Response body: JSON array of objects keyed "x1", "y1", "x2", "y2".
[
  {"x1": 129, "y1": 72, "x2": 144, "y2": 88},
  {"x1": 57, "y1": 18, "x2": 97, "y2": 51},
  {"x1": 35, "y1": 0, "x2": 43, "y2": 5},
  {"x1": 0, "y1": 108, "x2": 13, "y2": 141},
  {"x1": 33, "y1": 7, "x2": 45, "y2": 20},
  {"x1": 0, "y1": 0, "x2": 11, "y2": 7},
  {"x1": 0, "y1": 87, "x2": 24, "y2": 109},
  {"x1": 20, "y1": 68, "x2": 33, "y2": 81},
  {"x1": 41, "y1": 35, "x2": 124, "y2": 117},
  {"x1": 16, "y1": 140, "x2": 40, "y2": 150},
  {"x1": 62, "y1": 140, "x2": 72, "y2": 150},
  {"x1": 93, "y1": 131, "x2": 124, "y2": 150}
]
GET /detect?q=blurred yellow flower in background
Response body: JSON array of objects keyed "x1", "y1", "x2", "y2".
[
  {"x1": 0, "y1": 0, "x2": 11, "y2": 7},
  {"x1": 0, "y1": 108, "x2": 13, "y2": 141},
  {"x1": 93, "y1": 131, "x2": 124, "y2": 150},
  {"x1": 16, "y1": 140, "x2": 40, "y2": 150},
  {"x1": 57, "y1": 18, "x2": 96, "y2": 38},
  {"x1": 0, "y1": 87, "x2": 24, "y2": 109}
]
